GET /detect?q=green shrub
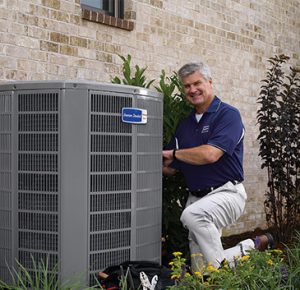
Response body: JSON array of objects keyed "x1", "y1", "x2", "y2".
[
  {"x1": 111, "y1": 54, "x2": 155, "y2": 88},
  {"x1": 111, "y1": 55, "x2": 193, "y2": 263},
  {"x1": 257, "y1": 54, "x2": 300, "y2": 243},
  {"x1": 156, "y1": 70, "x2": 192, "y2": 263}
]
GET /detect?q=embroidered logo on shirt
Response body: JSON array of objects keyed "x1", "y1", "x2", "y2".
[{"x1": 201, "y1": 125, "x2": 209, "y2": 133}]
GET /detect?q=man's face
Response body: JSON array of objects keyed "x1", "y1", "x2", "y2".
[{"x1": 182, "y1": 71, "x2": 214, "y2": 113}]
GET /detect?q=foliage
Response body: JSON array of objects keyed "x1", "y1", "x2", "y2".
[
  {"x1": 111, "y1": 54, "x2": 155, "y2": 88},
  {"x1": 155, "y1": 70, "x2": 193, "y2": 145},
  {"x1": 285, "y1": 231, "x2": 300, "y2": 288},
  {"x1": 0, "y1": 256, "x2": 99, "y2": 290},
  {"x1": 155, "y1": 70, "x2": 193, "y2": 264},
  {"x1": 111, "y1": 55, "x2": 193, "y2": 264},
  {"x1": 2, "y1": 234, "x2": 300, "y2": 290},
  {"x1": 257, "y1": 54, "x2": 300, "y2": 243},
  {"x1": 167, "y1": 235, "x2": 300, "y2": 290}
]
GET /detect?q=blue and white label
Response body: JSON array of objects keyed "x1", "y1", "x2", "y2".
[{"x1": 121, "y1": 107, "x2": 147, "y2": 124}]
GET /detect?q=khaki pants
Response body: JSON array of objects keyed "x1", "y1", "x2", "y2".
[{"x1": 180, "y1": 181, "x2": 255, "y2": 271}]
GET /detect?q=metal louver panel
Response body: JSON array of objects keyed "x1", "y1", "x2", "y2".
[
  {"x1": 17, "y1": 91, "x2": 60, "y2": 278},
  {"x1": 0, "y1": 92, "x2": 13, "y2": 283},
  {"x1": 135, "y1": 96, "x2": 162, "y2": 261},
  {"x1": 89, "y1": 92, "x2": 133, "y2": 281}
]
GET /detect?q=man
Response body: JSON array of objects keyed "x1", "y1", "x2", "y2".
[{"x1": 163, "y1": 61, "x2": 273, "y2": 271}]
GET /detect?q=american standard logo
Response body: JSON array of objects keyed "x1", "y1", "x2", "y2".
[
  {"x1": 201, "y1": 125, "x2": 209, "y2": 133},
  {"x1": 121, "y1": 107, "x2": 148, "y2": 124}
]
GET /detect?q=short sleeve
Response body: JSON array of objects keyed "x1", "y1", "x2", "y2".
[{"x1": 207, "y1": 108, "x2": 244, "y2": 156}]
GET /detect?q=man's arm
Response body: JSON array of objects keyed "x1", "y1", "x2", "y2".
[{"x1": 163, "y1": 144, "x2": 224, "y2": 166}]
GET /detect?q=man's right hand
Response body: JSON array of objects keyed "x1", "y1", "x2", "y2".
[{"x1": 162, "y1": 150, "x2": 177, "y2": 176}]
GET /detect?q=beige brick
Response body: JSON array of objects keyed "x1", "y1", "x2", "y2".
[
  {"x1": 28, "y1": 4, "x2": 49, "y2": 18},
  {"x1": 49, "y1": 54, "x2": 69, "y2": 66},
  {"x1": 77, "y1": 47, "x2": 96, "y2": 59},
  {"x1": 96, "y1": 52, "x2": 113, "y2": 62},
  {"x1": 124, "y1": 10, "x2": 136, "y2": 20},
  {"x1": 70, "y1": 14, "x2": 81, "y2": 25},
  {"x1": 150, "y1": 0, "x2": 163, "y2": 8},
  {"x1": 28, "y1": 27, "x2": 49, "y2": 40},
  {"x1": 70, "y1": 36, "x2": 88, "y2": 48},
  {"x1": 0, "y1": 56, "x2": 17, "y2": 69},
  {"x1": 227, "y1": 32, "x2": 236, "y2": 40},
  {"x1": 50, "y1": 10, "x2": 70, "y2": 22},
  {"x1": 18, "y1": 12, "x2": 39, "y2": 26},
  {"x1": 30, "y1": 50, "x2": 48, "y2": 62},
  {"x1": 195, "y1": 22, "x2": 206, "y2": 31},
  {"x1": 6, "y1": 69, "x2": 28, "y2": 80},
  {"x1": 40, "y1": 40, "x2": 59, "y2": 53},
  {"x1": 206, "y1": 24, "x2": 216, "y2": 34},
  {"x1": 103, "y1": 43, "x2": 121, "y2": 54},
  {"x1": 41, "y1": 0, "x2": 60, "y2": 10},
  {"x1": 50, "y1": 32, "x2": 69, "y2": 44},
  {"x1": 59, "y1": 44, "x2": 78, "y2": 56}
]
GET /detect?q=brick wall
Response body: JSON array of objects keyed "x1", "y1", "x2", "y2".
[{"x1": 0, "y1": 0, "x2": 299, "y2": 235}]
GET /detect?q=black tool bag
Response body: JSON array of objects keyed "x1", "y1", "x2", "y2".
[{"x1": 98, "y1": 260, "x2": 175, "y2": 290}]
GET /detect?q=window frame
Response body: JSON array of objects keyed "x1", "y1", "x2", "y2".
[{"x1": 81, "y1": 0, "x2": 124, "y2": 19}]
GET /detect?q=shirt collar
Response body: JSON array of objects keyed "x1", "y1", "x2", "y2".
[
  {"x1": 191, "y1": 96, "x2": 222, "y2": 116},
  {"x1": 206, "y1": 96, "x2": 222, "y2": 113}
]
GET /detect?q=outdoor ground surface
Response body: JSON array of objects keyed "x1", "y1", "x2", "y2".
[{"x1": 222, "y1": 227, "x2": 272, "y2": 249}]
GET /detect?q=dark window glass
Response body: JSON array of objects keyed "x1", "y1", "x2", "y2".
[{"x1": 81, "y1": 0, "x2": 124, "y2": 19}]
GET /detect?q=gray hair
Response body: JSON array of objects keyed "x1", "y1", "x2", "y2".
[{"x1": 178, "y1": 61, "x2": 212, "y2": 81}]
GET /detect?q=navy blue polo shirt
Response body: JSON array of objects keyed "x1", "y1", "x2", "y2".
[{"x1": 166, "y1": 96, "x2": 244, "y2": 191}]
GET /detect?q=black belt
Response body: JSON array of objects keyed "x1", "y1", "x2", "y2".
[{"x1": 189, "y1": 180, "x2": 242, "y2": 198}]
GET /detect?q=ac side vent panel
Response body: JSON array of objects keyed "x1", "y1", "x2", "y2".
[{"x1": 17, "y1": 90, "x2": 60, "y2": 280}]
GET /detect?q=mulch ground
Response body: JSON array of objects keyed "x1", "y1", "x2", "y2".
[{"x1": 221, "y1": 227, "x2": 282, "y2": 250}]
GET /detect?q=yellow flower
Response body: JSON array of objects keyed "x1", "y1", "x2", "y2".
[
  {"x1": 207, "y1": 263, "x2": 218, "y2": 272},
  {"x1": 168, "y1": 261, "x2": 174, "y2": 266},
  {"x1": 267, "y1": 259, "x2": 273, "y2": 266},
  {"x1": 193, "y1": 271, "x2": 202, "y2": 278},
  {"x1": 240, "y1": 255, "x2": 250, "y2": 262},
  {"x1": 171, "y1": 274, "x2": 180, "y2": 279},
  {"x1": 172, "y1": 251, "x2": 183, "y2": 257}
]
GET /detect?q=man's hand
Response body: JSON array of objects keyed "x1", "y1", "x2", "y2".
[
  {"x1": 162, "y1": 150, "x2": 177, "y2": 176},
  {"x1": 162, "y1": 149, "x2": 174, "y2": 161}
]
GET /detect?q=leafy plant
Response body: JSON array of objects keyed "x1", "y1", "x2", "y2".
[
  {"x1": 111, "y1": 54, "x2": 155, "y2": 88},
  {"x1": 257, "y1": 54, "x2": 300, "y2": 243},
  {"x1": 155, "y1": 70, "x2": 193, "y2": 144},
  {"x1": 155, "y1": 70, "x2": 193, "y2": 264},
  {"x1": 167, "y1": 243, "x2": 300, "y2": 290},
  {"x1": 111, "y1": 55, "x2": 193, "y2": 264},
  {"x1": 3, "y1": 234, "x2": 300, "y2": 290},
  {"x1": 285, "y1": 231, "x2": 300, "y2": 288},
  {"x1": 0, "y1": 255, "x2": 99, "y2": 290}
]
